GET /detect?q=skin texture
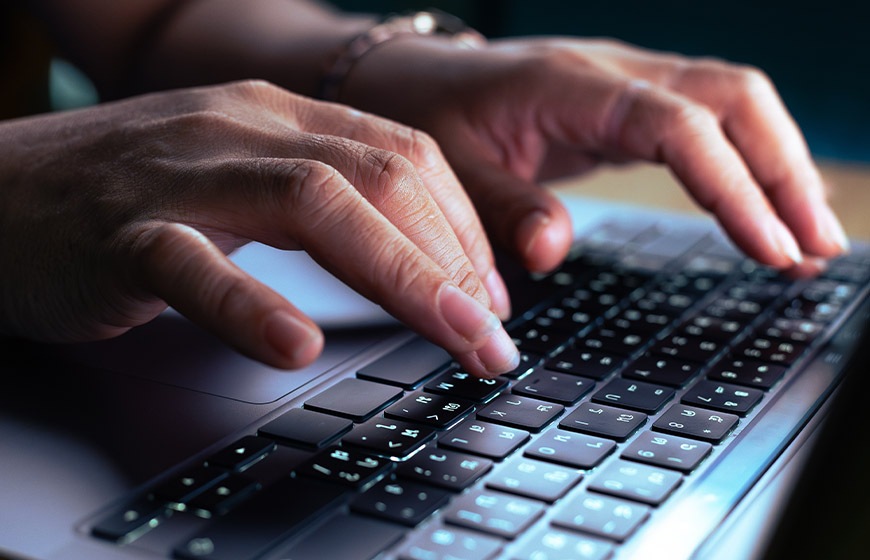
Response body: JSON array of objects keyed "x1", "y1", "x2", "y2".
[{"x1": 3, "y1": 1, "x2": 848, "y2": 377}]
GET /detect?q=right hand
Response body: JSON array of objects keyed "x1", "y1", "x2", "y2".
[{"x1": 0, "y1": 80, "x2": 519, "y2": 377}]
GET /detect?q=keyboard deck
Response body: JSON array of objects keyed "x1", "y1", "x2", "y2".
[{"x1": 89, "y1": 217, "x2": 870, "y2": 560}]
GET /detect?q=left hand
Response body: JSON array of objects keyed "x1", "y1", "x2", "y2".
[{"x1": 339, "y1": 36, "x2": 849, "y2": 274}]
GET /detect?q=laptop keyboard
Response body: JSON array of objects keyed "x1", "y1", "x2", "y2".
[{"x1": 90, "y1": 217, "x2": 870, "y2": 560}]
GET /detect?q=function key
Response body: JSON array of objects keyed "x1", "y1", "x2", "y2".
[
  {"x1": 682, "y1": 380, "x2": 763, "y2": 415},
  {"x1": 621, "y1": 431, "x2": 712, "y2": 473},
  {"x1": 559, "y1": 403, "x2": 647, "y2": 441},
  {"x1": 259, "y1": 408, "x2": 352, "y2": 449},
  {"x1": 591, "y1": 378, "x2": 674, "y2": 414},
  {"x1": 653, "y1": 404, "x2": 739, "y2": 443},
  {"x1": 305, "y1": 378, "x2": 403, "y2": 422}
]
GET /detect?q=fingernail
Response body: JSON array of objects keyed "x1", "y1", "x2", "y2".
[
  {"x1": 517, "y1": 210, "x2": 551, "y2": 258},
  {"x1": 263, "y1": 310, "x2": 323, "y2": 365},
  {"x1": 769, "y1": 221, "x2": 804, "y2": 266},
  {"x1": 821, "y1": 206, "x2": 850, "y2": 252},
  {"x1": 439, "y1": 283, "x2": 519, "y2": 374},
  {"x1": 484, "y1": 269, "x2": 512, "y2": 321}
]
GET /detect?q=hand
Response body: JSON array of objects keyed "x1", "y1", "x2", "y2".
[
  {"x1": 340, "y1": 36, "x2": 850, "y2": 273},
  {"x1": 0, "y1": 80, "x2": 518, "y2": 377}
]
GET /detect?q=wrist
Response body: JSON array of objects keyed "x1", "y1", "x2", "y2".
[{"x1": 320, "y1": 10, "x2": 485, "y2": 104}]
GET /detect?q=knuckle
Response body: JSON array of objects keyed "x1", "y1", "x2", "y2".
[
  {"x1": 670, "y1": 101, "x2": 719, "y2": 135},
  {"x1": 360, "y1": 148, "x2": 420, "y2": 205}
]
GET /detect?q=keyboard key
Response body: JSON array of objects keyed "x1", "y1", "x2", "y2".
[
  {"x1": 342, "y1": 418, "x2": 436, "y2": 458},
  {"x1": 385, "y1": 393, "x2": 476, "y2": 429},
  {"x1": 608, "y1": 307, "x2": 672, "y2": 336},
  {"x1": 682, "y1": 380, "x2": 764, "y2": 415},
  {"x1": 559, "y1": 403, "x2": 647, "y2": 441},
  {"x1": 592, "y1": 378, "x2": 674, "y2": 413},
  {"x1": 552, "y1": 491, "x2": 650, "y2": 541},
  {"x1": 151, "y1": 465, "x2": 227, "y2": 506},
  {"x1": 305, "y1": 378, "x2": 403, "y2": 422},
  {"x1": 477, "y1": 394, "x2": 564, "y2": 432},
  {"x1": 758, "y1": 317, "x2": 824, "y2": 344},
  {"x1": 501, "y1": 351, "x2": 542, "y2": 380},
  {"x1": 575, "y1": 326, "x2": 646, "y2": 356},
  {"x1": 296, "y1": 446, "x2": 392, "y2": 489},
  {"x1": 524, "y1": 429, "x2": 616, "y2": 469},
  {"x1": 653, "y1": 404, "x2": 739, "y2": 443},
  {"x1": 424, "y1": 369, "x2": 509, "y2": 402},
  {"x1": 588, "y1": 460, "x2": 682, "y2": 505},
  {"x1": 440, "y1": 420, "x2": 530, "y2": 460},
  {"x1": 622, "y1": 354, "x2": 699, "y2": 387},
  {"x1": 444, "y1": 489, "x2": 545, "y2": 539},
  {"x1": 357, "y1": 338, "x2": 451, "y2": 388},
  {"x1": 185, "y1": 474, "x2": 260, "y2": 518},
  {"x1": 351, "y1": 478, "x2": 451, "y2": 526},
  {"x1": 398, "y1": 525, "x2": 503, "y2": 560},
  {"x1": 510, "y1": 324, "x2": 572, "y2": 355},
  {"x1": 732, "y1": 337, "x2": 806, "y2": 365},
  {"x1": 512, "y1": 369, "x2": 595, "y2": 405},
  {"x1": 650, "y1": 333, "x2": 723, "y2": 363},
  {"x1": 486, "y1": 457, "x2": 582, "y2": 502},
  {"x1": 621, "y1": 431, "x2": 712, "y2": 473},
  {"x1": 173, "y1": 478, "x2": 346, "y2": 560},
  {"x1": 258, "y1": 408, "x2": 352, "y2": 449},
  {"x1": 397, "y1": 448, "x2": 493, "y2": 491},
  {"x1": 680, "y1": 315, "x2": 743, "y2": 341},
  {"x1": 91, "y1": 496, "x2": 169, "y2": 544},
  {"x1": 707, "y1": 357, "x2": 786, "y2": 389},
  {"x1": 512, "y1": 527, "x2": 614, "y2": 560},
  {"x1": 206, "y1": 436, "x2": 276, "y2": 472},
  {"x1": 277, "y1": 514, "x2": 405, "y2": 560},
  {"x1": 545, "y1": 348, "x2": 622, "y2": 380}
]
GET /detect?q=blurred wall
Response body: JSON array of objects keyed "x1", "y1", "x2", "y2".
[{"x1": 334, "y1": 0, "x2": 869, "y2": 163}]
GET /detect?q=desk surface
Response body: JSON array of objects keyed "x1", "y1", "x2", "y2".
[{"x1": 553, "y1": 161, "x2": 870, "y2": 239}]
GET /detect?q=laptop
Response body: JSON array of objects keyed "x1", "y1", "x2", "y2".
[{"x1": 1, "y1": 192, "x2": 867, "y2": 560}]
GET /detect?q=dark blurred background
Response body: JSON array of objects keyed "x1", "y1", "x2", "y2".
[{"x1": 334, "y1": 0, "x2": 870, "y2": 163}]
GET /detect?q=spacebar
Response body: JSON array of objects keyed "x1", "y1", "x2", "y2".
[{"x1": 173, "y1": 477, "x2": 347, "y2": 560}]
